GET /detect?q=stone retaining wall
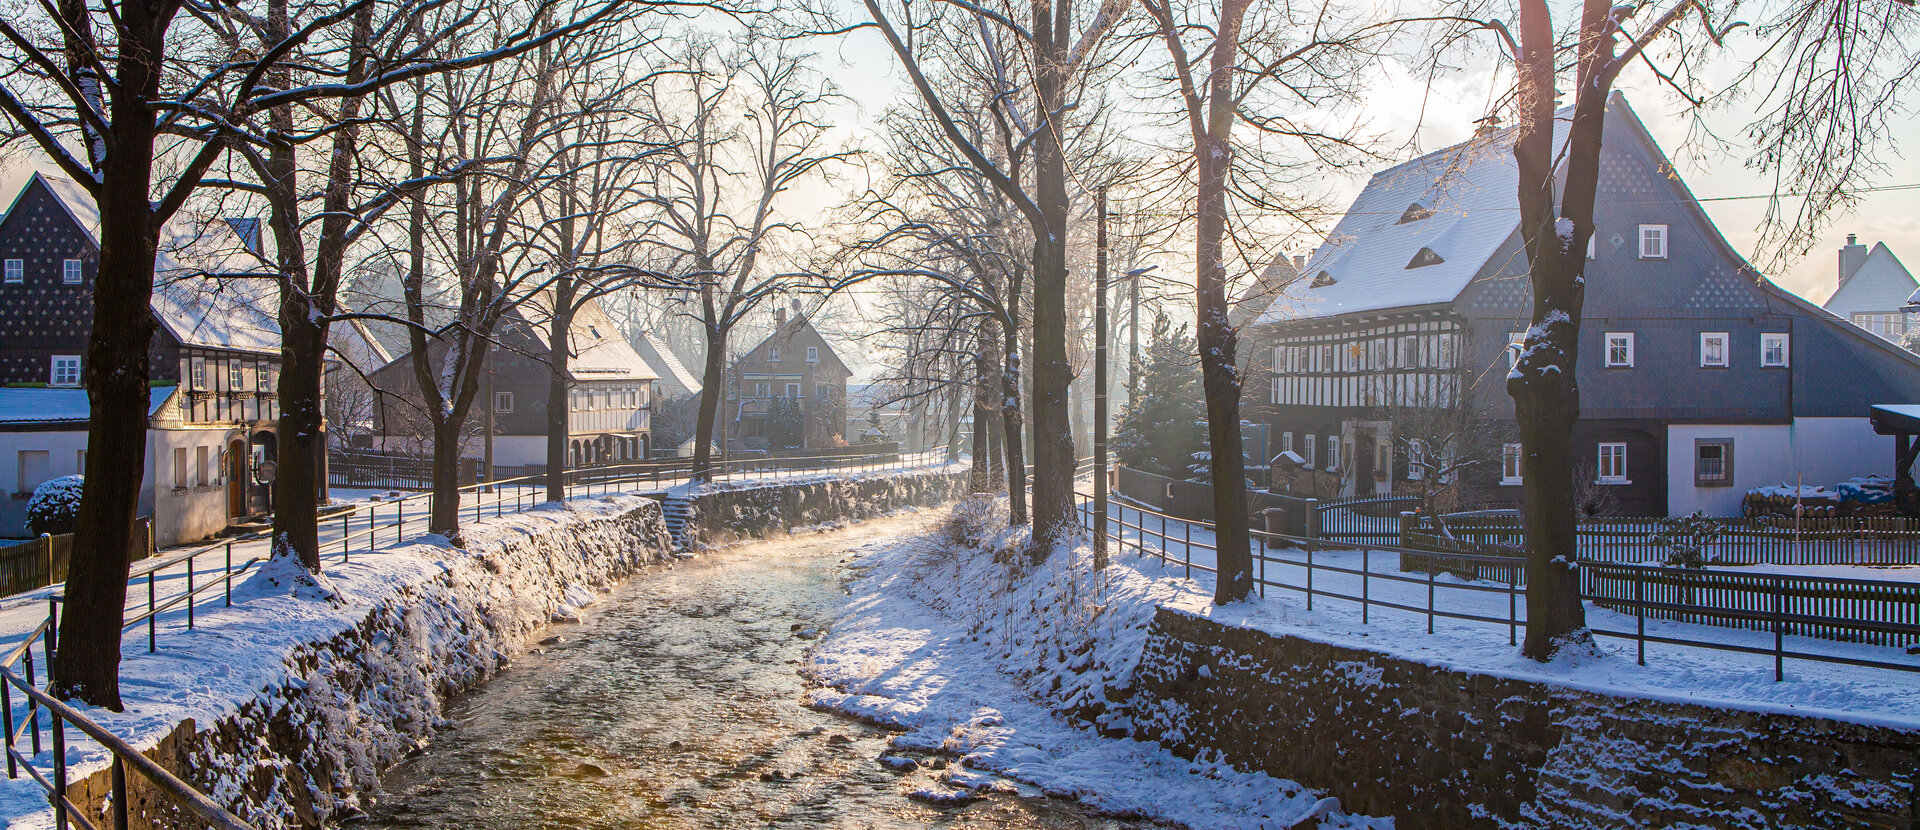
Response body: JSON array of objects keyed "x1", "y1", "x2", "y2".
[
  {"x1": 62, "y1": 498, "x2": 673, "y2": 830},
  {"x1": 684, "y1": 467, "x2": 968, "y2": 547},
  {"x1": 1124, "y1": 607, "x2": 1919, "y2": 829}
]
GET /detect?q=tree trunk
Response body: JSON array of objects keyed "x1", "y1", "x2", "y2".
[
  {"x1": 691, "y1": 325, "x2": 728, "y2": 482},
  {"x1": 547, "y1": 280, "x2": 575, "y2": 502},
  {"x1": 273, "y1": 311, "x2": 326, "y2": 571},
  {"x1": 1025, "y1": 0, "x2": 1076, "y2": 553},
  {"x1": 998, "y1": 320, "x2": 1028, "y2": 525},
  {"x1": 971, "y1": 346, "x2": 990, "y2": 490},
  {"x1": 429, "y1": 418, "x2": 466, "y2": 540},
  {"x1": 1509, "y1": 0, "x2": 1608, "y2": 658},
  {"x1": 53, "y1": 22, "x2": 166, "y2": 706}
]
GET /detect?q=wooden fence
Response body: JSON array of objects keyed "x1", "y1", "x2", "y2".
[
  {"x1": 1437, "y1": 514, "x2": 1920, "y2": 566},
  {"x1": 1, "y1": 516, "x2": 152, "y2": 597}
]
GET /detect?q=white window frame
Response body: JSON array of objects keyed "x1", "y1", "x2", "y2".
[
  {"x1": 1699, "y1": 332, "x2": 1728, "y2": 367},
  {"x1": 62, "y1": 259, "x2": 82, "y2": 284},
  {"x1": 768, "y1": 345, "x2": 781, "y2": 362},
  {"x1": 1604, "y1": 332, "x2": 1635, "y2": 368},
  {"x1": 1501, "y1": 443, "x2": 1523, "y2": 485},
  {"x1": 1326, "y1": 435, "x2": 1340, "y2": 472},
  {"x1": 806, "y1": 346, "x2": 819, "y2": 363},
  {"x1": 494, "y1": 391, "x2": 514, "y2": 413},
  {"x1": 785, "y1": 381, "x2": 801, "y2": 398},
  {"x1": 1507, "y1": 332, "x2": 1526, "y2": 371},
  {"x1": 1303, "y1": 434, "x2": 1316, "y2": 469},
  {"x1": 190, "y1": 357, "x2": 207, "y2": 390},
  {"x1": 1761, "y1": 333, "x2": 1790, "y2": 368},
  {"x1": 1407, "y1": 439, "x2": 1426, "y2": 480},
  {"x1": 229, "y1": 362, "x2": 247, "y2": 391},
  {"x1": 1638, "y1": 224, "x2": 1668, "y2": 259},
  {"x1": 3, "y1": 259, "x2": 21, "y2": 284},
  {"x1": 50, "y1": 355, "x2": 81, "y2": 387},
  {"x1": 1597, "y1": 442, "x2": 1629, "y2": 485},
  {"x1": 1280, "y1": 432, "x2": 1293, "y2": 454}
]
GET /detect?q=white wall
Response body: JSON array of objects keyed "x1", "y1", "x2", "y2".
[
  {"x1": 1666, "y1": 418, "x2": 1890, "y2": 516},
  {"x1": 0, "y1": 430, "x2": 93, "y2": 537},
  {"x1": 149, "y1": 427, "x2": 242, "y2": 548},
  {"x1": 485, "y1": 435, "x2": 548, "y2": 468}
]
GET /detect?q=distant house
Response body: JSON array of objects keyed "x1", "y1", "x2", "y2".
[
  {"x1": 725, "y1": 306, "x2": 851, "y2": 450},
  {"x1": 1823, "y1": 235, "x2": 1918, "y2": 342},
  {"x1": 635, "y1": 333, "x2": 702, "y2": 399},
  {"x1": 1242, "y1": 94, "x2": 1920, "y2": 517},
  {"x1": 369, "y1": 295, "x2": 659, "y2": 468},
  {"x1": 0, "y1": 172, "x2": 290, "y2": 545}
]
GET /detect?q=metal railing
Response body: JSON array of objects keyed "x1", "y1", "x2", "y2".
[
  {"x1": 1, "y1": 450, "x2": 948, "y2": 829},
  {"x1": 1077, "y1": 489, "x2": 1920, "y2": 682},
  {"x1": 1427, "y1": 512, "x2": 1920, "y2": 566}
]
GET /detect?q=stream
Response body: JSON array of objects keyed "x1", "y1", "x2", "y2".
[{"x1": 349, "y1": 514, "x2": 1161, "y2": 829}]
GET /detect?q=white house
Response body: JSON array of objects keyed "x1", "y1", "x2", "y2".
[{"x1": 1824, "y1": 234, "x2": 1918, "y2": 342}]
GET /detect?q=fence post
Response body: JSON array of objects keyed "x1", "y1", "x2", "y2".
[
  {"x1": 1426, "y1": 558, "x2": 1435, "y2": 634},
  {"x1": 1635, "y1": 566, "x2": 1645, "y2": 666},
  {"x1": 1507, "y1": 567, "x2": 1516, "y2": 646},
  {"x1": 343, "y1": 511, "x2": 351, "y2": 564},
  {"x1": 186, "y1": 554, "x2": 194, "y2": 630},
  {"x1": 50, "y1": 711, "x2": 67, "y2": 829},
  {"x1": 1304, "y1": 497, "x2": 1320, "y2": 539},
  {"x1": 41, "y1": 533, "x2": 53, "y2": 591},
  {"x1": 1362, "y1": 547, "x2": 1370, "y2": 625},
  {"x1": 1772, "y1": 576, "x2": 1784, "y2": 682},
  {"x1": 147, "y1": 574, "x2": 156, "y2": 654},
  {"x1": 225, "y1": 542, "x2": 233, "y2": 607},
  {"x1": 111, "y1": 754, "x2": 128, "y2": 830},
  {"x1": 1306, "y1": 539, "x2": 1315, "y2": 611}
]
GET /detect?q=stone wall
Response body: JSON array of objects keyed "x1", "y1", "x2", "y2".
[
  {"x1": 61, "y1": 497, "x2": 674, "y2": 830},
  {"x1": 685, "y1": 467, "x2": 967, "y2": 547},
  {"x1": 1124, "y1": 607, "x2": 1919, "y2": 829}
]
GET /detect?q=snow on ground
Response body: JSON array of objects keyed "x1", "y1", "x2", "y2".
[
  {"x1": 806, "y1": 498, "x2": 1388, "y2": 829},
  {"x1": 1094, "y1": 501, "x2": 1920, "y2": 730}
]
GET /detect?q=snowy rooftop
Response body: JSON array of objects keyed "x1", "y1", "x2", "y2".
[
  {"x1": 1254, "y1": 111, "x2": 1573, "y2": 324},
  {"x1": 514, "y1": 293, "x2": 659, "y2": 381},
  {"x1": 0, "y1": 386, "x2": 174, "y2": 425},
  {"x1": 639, "y1": 333, "x2": 702, "y2": 396}
]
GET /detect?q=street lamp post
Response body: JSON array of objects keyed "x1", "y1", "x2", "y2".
[{"x1": 1094, "y1": 185, "x2": 1157, "y2": 571}]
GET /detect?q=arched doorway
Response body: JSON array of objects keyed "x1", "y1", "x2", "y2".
[
  {"x1": 248, "y1": 431, "x2": 276, "y2": 514},
  {"x1": 227, "y1": 439, "x2": 248, "y2": 517}
]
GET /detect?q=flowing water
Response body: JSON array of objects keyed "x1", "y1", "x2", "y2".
[{"x1": 349, "y1": 514, "x2": 1159, "y2": 829}]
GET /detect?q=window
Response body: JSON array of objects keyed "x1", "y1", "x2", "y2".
[
  {"x1": 754, "y1": 381, "x2": 769, "y2": 398},
  {"x1": 1597, "y1": 442, "x2": 1628, "y2": 484},
  {"x1": 1280, "y1": 432, "x2": 1293, "y2": 454},
  {"x1": 1761, "y1": 333, "x2": 1790, "y2": 367},
  {"x1": 1303, "y1": 434, "x2": 1316, "y2": 468},
  {"x1": 806, "y1": 346, "x2": 819, "y2": 363},
  {"x1": 62, "y1": 259, "x2": 82, "y2": 284},
  {"x1": 229, "y1": 362, "x2": 247, "y2": 391},
  {"x1": 1407, "y1": 440, "x2": 1426, "y2": 480},
  {"x1": 1507, "y1": 332, "x2": 1526, "y2": 371},
  {"x1": 768, "y1": 345, "x2": 781, "y2": 362},
  {"x1": 1852, "y1": 313, "x2": 1909, "y2": 339},
  {"x1": 1604, "y1": 333, "x2": 1634, "y2": 368},
  {"x1": 1326, "y1": 436, "x2": 1340, "y2": 472},
  {"x1": 191, "y1": 358, "x2": 208, "y2": 390},
  {"x1": 1695, "y1": 439, "x2": 1733, "y2": 487},
  {"x1": 3, "y1": 259, "x2": 20, "y2": 283},
  {"x1": 815, "y1": 382, "x2": 829, "y2": 399},
  {"x1": 260, "y1": 365, "x2": 276, "y2": 392},
  {"x1": 1438, "y1": 333, "x2": 1456, "y2": 369},
  {"x1": 75, "y1": 450, "x2": 85, "y2": 473},
  {"x1": 1700, "y1": 332, "x2": 1728, "y2": 367},
  {"x1": 1501, "y1": 443, "x2": 1523, "y2": 485},
  {"x1": 196, "y1": 446, "x2": 210, "y2": 487},
  {"x1": 173, "y1": 447, "x2": 189, "y2": 490},
  {"x1": 494, "y1": 391, "x2": 514, "y2": 413},
  {"x1": 1638, "y1": 224, "x2": 1668, "y2": 259},
  {"x1": 49, "y1": 356, "x2": 81, "y2": 387},
  {"x1": 785, "y1": 382, "x2": 801, "y2": 398}
]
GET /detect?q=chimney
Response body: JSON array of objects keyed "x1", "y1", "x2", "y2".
[
  {"x1": 774, "y1": 306, "x2": 787, "y2": 328},
  {"x1": 1839, "y1": 233, "x2": 1868, "y2": 287},
  {"x1": 1473, "y1": 114, "x2": 1501, "y2": 138},
  {"x1": 1292, "y1": 254, "x2": 1305, "y2": 271}
]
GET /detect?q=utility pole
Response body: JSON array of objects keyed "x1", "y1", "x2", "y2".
[
  {"x1": 1094, "y1": 187, "x2": 1110, "y2": 569},
  {"x1": 483, "y1": 348, "x2": 495, "y2": 492},
  {"x1": 1128, "y1": 261, "x2": 1141, "y2": 405}
]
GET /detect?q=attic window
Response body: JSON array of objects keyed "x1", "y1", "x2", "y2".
[
  {"x1": 1397, "y1": 203, "x2": 1433, "y2": 224},
  {"x1": 1309, "y1": 271, "x2": 1336, "y2": 288},
  {"x1": 1406, "y1": 247, "x2": 1446, "y2": 269},
  {"x1": 587, "y1": 325, "x2": 602, "y2": 339}
]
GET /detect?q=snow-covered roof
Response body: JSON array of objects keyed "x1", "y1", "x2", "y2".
[
  {"x1": 1826, "y1": 241, "x2": 1917, "y2": 317},
  {"x1": 637, "y1": 333, "x2": 702, "y2": 397},
  {"x1": 19, "y1": 173, "x2": 284, "y2": 356},
  {"x1": 515, "y1": 294, "x2": 659, "y2": 382},
  {"x1": 1254, "y1": 114, "x2": 1571, "y2": 324},
  {"x1": 0, "y1": 386, "x2": 174, "y2": 426}
]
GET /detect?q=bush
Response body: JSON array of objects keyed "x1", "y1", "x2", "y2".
[
  {"x1": 1652, "y1": 509, "x2": 1721, "y2": 568},
  {"x1": 939, "y1": 495, "x2": 1004, "y2": 549},
  {"x1": 26, "y1": 475, "x2": 84, "y2": 536}
]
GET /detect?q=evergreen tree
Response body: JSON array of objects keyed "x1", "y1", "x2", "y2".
[
  {"x1": 1114, "y1": 314, "x2": 1206, "y2": 479},
  {"x1": 768, "y1": 395, "x2": 806, "y2": 450}
]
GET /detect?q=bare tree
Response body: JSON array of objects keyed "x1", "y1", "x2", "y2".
[
  {"x1": 635, "y1": 38, "x2": 852, "y2": 482},
  {"x1": 859, "y1": 0, "x2": 1130, "y2": 552}
]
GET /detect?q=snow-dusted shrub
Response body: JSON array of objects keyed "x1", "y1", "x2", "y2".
[
  {"x1": 27, "y1": 474, "x2": 84, "y2": 535},
  {"x1": 938, "y1": 495, "x2": 1005, "y2": 549},
  {"x1": 1652, "y1": 509, "x2": 1721, "y2": 568}
]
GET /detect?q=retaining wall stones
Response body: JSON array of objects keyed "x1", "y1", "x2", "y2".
[
  {"x1": 1124, "y1": 607, "x2": 1920, "y2": 829},
  {"x1": 684, "y1": 467, "x2": 969, "y2": 547}
]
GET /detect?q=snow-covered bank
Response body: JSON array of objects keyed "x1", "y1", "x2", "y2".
[
  {"x1": 677, "y1": 463, "x2": 969, "y2": 547},
  {"x1": 805, "y1": 499, "x2": 1387, "y2": 829},
  {"x1": 2, "y1": 496, "x2": 672, "y2": 830}
]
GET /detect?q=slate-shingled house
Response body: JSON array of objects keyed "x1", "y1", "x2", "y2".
[{"x1": 1245, "y1": 94, "x2": 1920, "y2": 516}]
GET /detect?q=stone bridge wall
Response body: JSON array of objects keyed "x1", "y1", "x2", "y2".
[{"x1": 684, "y1": 466, "x2": 969, "y2": 547}]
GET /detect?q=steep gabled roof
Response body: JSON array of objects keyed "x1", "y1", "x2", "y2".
[
  {"x1": 636, "y1": 333, "x2": 702, "y2": 398},
  {"x1": 1255, "y1": 113, "x2": 1572, "y2": 324},
  {"x1": 736, "y1": 312, "x2": 851, "y2": 378},
  {"x1": 512, "y1": 293, "x2": 659, "y2": 382},
  {"x1": 1825, "y1": 241, "x2": 1917, "y2": 314}
]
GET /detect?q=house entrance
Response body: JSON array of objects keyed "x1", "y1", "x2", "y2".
[{"x1": 228, "y1": 439, "x2": 248, "y2": 517}]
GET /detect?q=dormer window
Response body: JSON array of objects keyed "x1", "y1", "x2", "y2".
[
  {"x1": 1309, "y1": 271, "x2": 1336, "y2": 288},
  {"x1": 1398, "y1": 203, "x2": 1433, "y2": 224},
  {"x1": 768, "y1": 345, "x2": 781, "y2": 362},
  {"x1": 587, "y1": 325, "x2": 601, "y2": 339},
  {"x1": 1406, "y1": 247, "x2": 1445, "y2": 269}
]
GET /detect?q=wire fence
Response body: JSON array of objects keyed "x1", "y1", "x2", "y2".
[
  {"x1": 2, "y1": 451, "x2": 946, "y2": 830},
  {"x1": 1077, "y1": 491, "x2": 1920, "y2": 683}
]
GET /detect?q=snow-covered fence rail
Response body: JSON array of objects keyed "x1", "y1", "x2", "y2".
[{"x1": 1077, "y1": 491, "x2": 1920, "y2": 682}]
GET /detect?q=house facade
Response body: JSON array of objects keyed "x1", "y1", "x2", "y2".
[
  {"x1": 369, "y1": 295, "x2": 659, "y2": 469},
  {"x1": 0, "y1": 172, "x2": 287, "y2": 545},
  {"x1": 725, "y1": 306, "x2": 851, "y2": 451},
  {"x1": 1823, "y1": 235, "x2": 1917, "y2": 343},
  {"x1": 1245, "y1": 94, "x2": 1920, "y2": 517}
]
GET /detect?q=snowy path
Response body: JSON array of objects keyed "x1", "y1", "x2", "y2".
[
  {"x1": 357, "y1": 512, "x2": 1165, "y2": 829},
  {"x1": 1083, "y1": 501, "x2": 1920, "y2": 729}
]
